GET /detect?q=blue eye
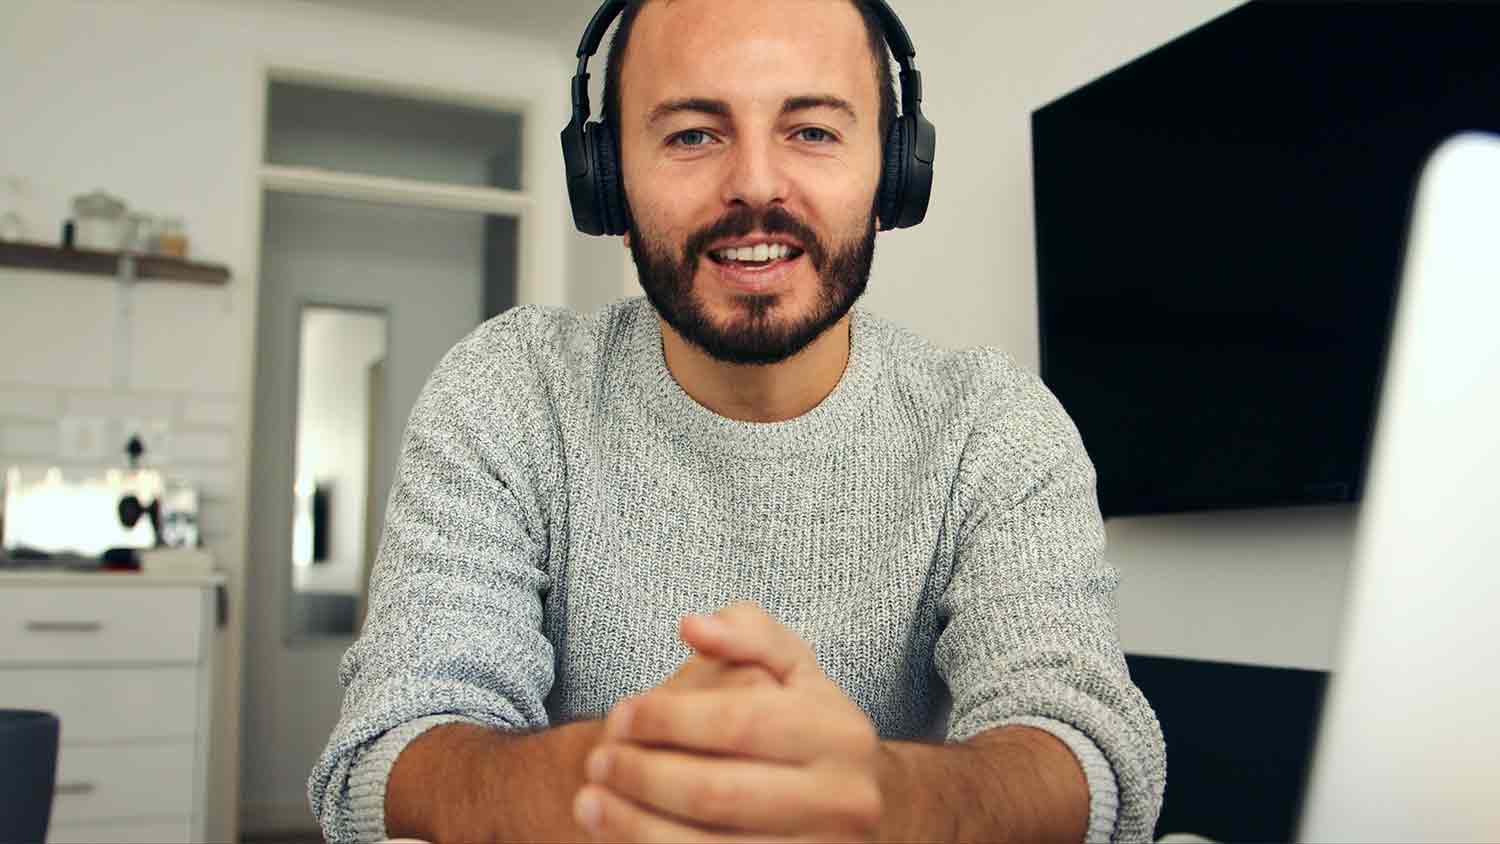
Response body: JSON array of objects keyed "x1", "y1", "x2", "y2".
[
  {"x1": 673, "y1": 130, "x2": 711, "y2": 147},
  {"x1": 797, "y1": 127, "x2": 833, "y2": 143}
]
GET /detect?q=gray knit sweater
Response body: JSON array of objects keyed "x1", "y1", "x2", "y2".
[{"x1": 308, "y1": 296, "x2": 1166, "y2": 842}]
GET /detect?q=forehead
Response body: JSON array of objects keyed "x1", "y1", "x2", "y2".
[{"x1": 620, "y1": 0, "x2": 878, "y2": 123}]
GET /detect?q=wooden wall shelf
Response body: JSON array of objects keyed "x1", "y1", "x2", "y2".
[{"x1": 0, "y1": 240, "x2": 230, "y2": 285}]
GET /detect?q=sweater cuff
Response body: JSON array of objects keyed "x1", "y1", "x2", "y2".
[
  {"x1": 348, "y1": 713, "x2": 484, "y2": 842},
  {"x1": 998, "y1": 715, "x2": 1120, "y2": 844}
]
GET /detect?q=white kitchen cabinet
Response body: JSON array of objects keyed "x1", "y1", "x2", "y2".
[{"x1": 0, "y1": 573, "x2": 224, "y2": 843}]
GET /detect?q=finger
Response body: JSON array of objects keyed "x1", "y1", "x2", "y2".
[
  {"x1": 588, "y1": 740, "x2": 875, "y2": 838},
  {"x1": 665, "y1": 654, "x2": 779, "y2": 693},
  {"x1": 614, "y1": 686, "x2": 856, "y2": 764},
  {"x1": 723, "y1": 663, "x2": 779, "y2": 688},
  {"x1": 681, "y1": 602, "x2": 818, "y2": 683},
  {"x1": 574, "y1": 783, "x2": 804, "y2": 844}
]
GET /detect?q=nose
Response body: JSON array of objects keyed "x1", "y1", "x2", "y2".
[{"x1": 721, "y1": 135, "x2": 789, "y2": 210}]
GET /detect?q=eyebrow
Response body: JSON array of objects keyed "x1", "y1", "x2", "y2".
[
  {"x1": 781, "y1": 95, "x2": 857, "y2": 123},
  {"x1": 646, "y1": 97, "x2": 730, "y2": 127},
  {"x1": 644, "y1": 95, "x2": 858, "y2": 127}
]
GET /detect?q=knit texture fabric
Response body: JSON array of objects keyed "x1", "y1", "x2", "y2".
[{"x1": 308, "y1": 296, "x2": 1167, "y2": 842}]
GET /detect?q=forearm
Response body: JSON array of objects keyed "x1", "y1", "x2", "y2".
[
  {"x1": 877, "y1": 725, "x2": 1089, "y2": 844},
  {"x1": 385, "y1": 719, "x2": 605, "y2": 842}
]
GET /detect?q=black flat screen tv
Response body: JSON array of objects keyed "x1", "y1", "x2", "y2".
[{"x1": 1032, "y1": 0, "x2": 1500, "y2": 519}]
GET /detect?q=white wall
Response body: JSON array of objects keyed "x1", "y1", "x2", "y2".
[{"x1": 0, "y1": 0, "x2": 579, "y2": 836}]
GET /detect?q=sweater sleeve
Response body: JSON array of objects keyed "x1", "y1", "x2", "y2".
[
  {"x1": 306, "y1": 307, "x2": 560, "y2": 843},
  {"x1": 935, "y1": 360, "x2": 1166, "y2": 843}
]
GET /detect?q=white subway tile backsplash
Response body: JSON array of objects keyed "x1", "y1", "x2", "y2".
[
  {"x1": 133, "y1": 284, "x2": 240, "y2": 395},
  {"x1": 0, "y1": 387, "x2": 60, "y2": 419},
  {"x1": 181, "y1": 398, "x2": 237, "y2": 428},
  {"x1": 0, "y1": 269, "x2": 114, "y2": 389},
  {"x1": 57, "y1": 415, "x2": 110, "y2": 460},
  {"x1": 198, "y1": 500, "x2": 233, "y2": 541},
  {"x1": 172, "y1": 430, "x2": 231, "y2": 464},
  {"x1": 65, "y1": 393, "x2": 175, "y2": 420},
  {"x1": 175, "y1": 465, "x2": 235, "y2": 500},
  {"x1": 113, "y1": 416, "x2": 172, "y2": 465},
  {"x1": 1, "y1": 421, "x2": 61, "y2": 458}
]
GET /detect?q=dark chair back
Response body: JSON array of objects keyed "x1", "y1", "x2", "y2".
[{"x1": 0, "y1": 710, "x2": 60, "y2": 844}]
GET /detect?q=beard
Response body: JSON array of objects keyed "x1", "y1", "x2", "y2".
[{"x1": 628, "y1": 202, "x2": 877, "y2": 366}]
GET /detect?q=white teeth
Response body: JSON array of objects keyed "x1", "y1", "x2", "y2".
[{"x1": 714, "y1": 243, "x2": 795, "y2": 262}]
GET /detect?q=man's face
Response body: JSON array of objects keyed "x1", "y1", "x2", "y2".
[{"x1": 618, "y1": 0, "x2": 884, "y2": 366}]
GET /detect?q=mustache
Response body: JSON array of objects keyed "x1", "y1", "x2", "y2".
[{"x1": 682, "y1": 205, "x2": 828, "y2": 271}]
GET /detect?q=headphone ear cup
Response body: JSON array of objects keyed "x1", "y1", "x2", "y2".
[
  {"x1": 591, "y1": 122, "x2": 628, "y2": 236},
  {"x1": 877, "y1": 116, "x2": 910, "y2": 232}
]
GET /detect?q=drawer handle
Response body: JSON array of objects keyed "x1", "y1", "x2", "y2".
[
  {"x1": 55, "y1": 781, "x2": 97, "y2": 796},
  {"x1": 25, "y1": 621, "x2": 103, "y2": 634}
]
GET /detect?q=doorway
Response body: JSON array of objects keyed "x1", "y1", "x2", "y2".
[{"x1": 243, "y1": 75, "x2": 529, "y2": 833}]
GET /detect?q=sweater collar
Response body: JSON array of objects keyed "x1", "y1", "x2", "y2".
[{"x1": 627, "y1": 296, "x2": 881, "y2": 461}]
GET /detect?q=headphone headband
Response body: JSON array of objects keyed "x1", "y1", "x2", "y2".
[
  {"x1": 562, "y1": 0, "x2": 935, "y2": 235},
  {"x1": 570, "y1": 0, "x2": 923, "y2": 125},
  {"x1": 575, "y1": 0, "x2": 628, "y2": 59}
]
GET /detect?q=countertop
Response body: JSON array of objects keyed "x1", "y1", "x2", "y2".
[{"x1": 0, "y1": 569, "x2": 227, "y2": 587}]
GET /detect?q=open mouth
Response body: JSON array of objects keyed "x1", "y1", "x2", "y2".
[{"x1": 706, "y1": 242, "x2": 807, "y2": 269}]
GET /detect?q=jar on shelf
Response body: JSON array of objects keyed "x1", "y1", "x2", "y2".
[
  {"x1": 1, "y1": 175, "x2": 31, "y2": 242},
  {"x1": 158, "y1": 216, "x2": 188, "y2": 259},
  {"x1": 72, "y1": 190, "x2": 128, "y2": 251},
  {"x1": 125, "y1": 212, "x2": 159, "y2": 255}
]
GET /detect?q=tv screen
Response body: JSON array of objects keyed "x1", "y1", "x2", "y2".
[{"x1": 1032, "y1": 0, "x2": 1500, "y2": 519}]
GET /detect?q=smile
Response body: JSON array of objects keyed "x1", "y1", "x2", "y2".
[{"x1": 707, "y1": 241, "x2": 806, "y2": 268}]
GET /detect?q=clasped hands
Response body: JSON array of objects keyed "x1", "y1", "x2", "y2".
[{"x1": 573, "y1": 601, "x2": 885, "y2": 843}]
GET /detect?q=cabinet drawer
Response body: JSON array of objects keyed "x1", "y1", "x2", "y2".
[
  {"x1": 48, "y1": 817, "x2": 192, "y2": 844},
  {"x1": 0, "y1": 666, "x2": 198, "y2": 742},
  {"x1": 48, "y1": 742, "x2": 196, "y2": 825},
  {"x1": 0, "y1": 587, "x2": 203, "y2": 664}
]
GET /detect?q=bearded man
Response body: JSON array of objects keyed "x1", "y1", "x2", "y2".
[{"x1": 309, "y1": 2, "x2": 1167, "y2": 842}]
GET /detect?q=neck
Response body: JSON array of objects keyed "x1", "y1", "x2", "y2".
[{"x1": 658, "y1": 314, "x2": 853, "y2": 423}]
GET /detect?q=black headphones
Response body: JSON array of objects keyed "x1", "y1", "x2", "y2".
[{"x1": 560, "y1": 0, "x2": 936, "y2": 237}]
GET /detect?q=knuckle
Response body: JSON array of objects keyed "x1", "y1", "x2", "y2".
[
  {"x1": 691, "y1": 772, "x2": 743, "y2": 823},
  {"x1": 668, "y1": 656, "x2": 709, "y2": 688},
  {"x1": 602, "y1": 743, "x2": 632, "y2": 790},
  {"x1": 724, "y1": 699, "x2": 761, "y2": 754},
  {"x1": 729, "y1": 664, "x2": 777, "y2": 688},
  {"x1": 627, "y1": 694, "x2": 661, "y2": 739}
]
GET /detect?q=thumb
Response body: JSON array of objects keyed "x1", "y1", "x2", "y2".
[{"x1": 678, "y1": 604, "x2": 816, "y2": 684}]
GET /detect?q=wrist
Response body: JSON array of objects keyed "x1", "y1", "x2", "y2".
[{"x1": 874, "y1": 738, "x2": 954, "y2": 844}]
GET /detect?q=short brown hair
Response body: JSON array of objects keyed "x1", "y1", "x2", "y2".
[{"x1": 602, "y1": 0, "x2": 898, "y2": 144}]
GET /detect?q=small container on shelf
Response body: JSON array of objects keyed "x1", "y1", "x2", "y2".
[
  {"x1": 72, "y1": 190, "x2": 128, "y2": 251},
  {"x1": 0, "y1": 175, "x2": 32, "y2": 242},
  {"x1": 157, "y1": 216, "x2": 188, "y2": 259},
  {"x1": 125, "y1": 212, "x2": 159, "y2": 255}
]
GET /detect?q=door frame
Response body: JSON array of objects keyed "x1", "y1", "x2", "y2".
[{"x1": 234, "y1": 56, "x2": 554, "y2": 835}]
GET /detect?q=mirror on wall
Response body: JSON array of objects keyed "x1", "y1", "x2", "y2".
[{"x1": 288, "y1": 304, "x2": 388, "y2": 639}]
